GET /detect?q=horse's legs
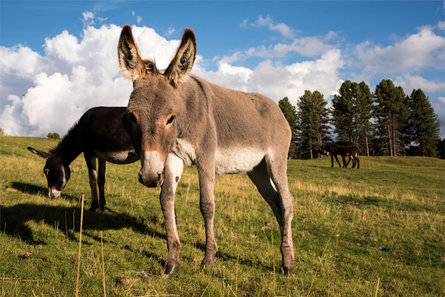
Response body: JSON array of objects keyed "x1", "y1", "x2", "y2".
[
  {"x1": 265, "y1": 151, "x2": 295, "y2": 275},
  {"x1": 84, "y1": 153, "x2": 99, "y2": 211},
  {"x1": 334, "y1": 154, "x2": 342, "y2": 167},
  {"x1": 330, "y1": 154, "x2": 334, "y2": 167},
  {"x1": 160, "y1": 154, "x2": 184, "y2": 278},
  {"x1": 98, "y1": 158, "x2": 106, "y2": 210},
  {"x1": 197, "y1": 155, "x2": 217, "y2": 268}
]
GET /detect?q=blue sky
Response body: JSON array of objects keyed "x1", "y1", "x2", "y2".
[{"x1": 1, "y1": 1, "x2": 445, "y2": 137}]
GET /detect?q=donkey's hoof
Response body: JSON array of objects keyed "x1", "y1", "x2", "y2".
[
  {"x1": 89, "y1": 203, "x2": 99, "y2": 211},
  {"x1": 162, "y1": 261, "x2": 179, "y2": 279},
  {"x1": 200, "y1": 257, "x2": 215, "y2": 269},
  {"x1": 99, "y1": 205, "x2": 105, "y2": 211},
  {"x1": 280, "y1": 265, "x2": 292, "y2": 276}
]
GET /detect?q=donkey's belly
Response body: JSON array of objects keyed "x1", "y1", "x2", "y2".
[
  {"x1": 95, "y1": 150, "x2": 139, "y2": 164},
  {"x1": 215, "y1": 147, "x2": 265, "y2": 175}
]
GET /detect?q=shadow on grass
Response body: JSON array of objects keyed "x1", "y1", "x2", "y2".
[
  {"x1": 10, "y1": 182, "x2": 78, "y2": 201},
  {"x1": 4, "y1": 183, "x2": 274, "y2": 272},
  {"x1": 0, "y1": 203, "x2": 166, "y2": 245}
]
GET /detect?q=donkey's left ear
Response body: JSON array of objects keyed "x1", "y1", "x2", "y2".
[
  {"x1": 164, "y1": 28, "x2": 196, "y2": 87},
  {"x1": 118, "y1": 25, "x2": 146, "y2": 81}
]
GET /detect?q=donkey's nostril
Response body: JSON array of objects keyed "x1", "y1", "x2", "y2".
[{"x1": 157, "y1": 173, "x2": 162, "y2": 180}]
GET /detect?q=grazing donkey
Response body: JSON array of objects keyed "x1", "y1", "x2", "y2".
[
  {"x1": 118, "y1": 25, "x2": 294, "y2": 277},
  {"x1": 28, "y1": 106, "x2": 139, "y2": 210},
  {"x1": 320, "y1": 142, "x2": 360, "y2": 169}
]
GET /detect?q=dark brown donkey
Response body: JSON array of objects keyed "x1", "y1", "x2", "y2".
[
  {"x1": 321, "y1": 142, "x2": 360, "y2": 169},
  {"x1": 118, "y1": 25, "x2": 295, "y2": 277},
  {"x1": 28, "y1": 106, "x2": 139, "y2": 210}
]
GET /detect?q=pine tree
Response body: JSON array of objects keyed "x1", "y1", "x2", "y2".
[
  {"x1": 278, "y1": 97, "x2": 297, "y2": 136},
  {"x1": 296, "y1": 90, "x2": 331, "y2": 159},
  {"x1": 332, "y1": 81, "x2": 354, "y2": 142},
  {"x1": 278, "y1": 97, "x2": 299, "y2": 158},
  {"x1": 355, "y1": 82, "x2": 374, "y2": 156},
  {"x1": 331, "y1": 80, "x2": 373, "y2": 155},
  {"x1": 407, "y1": 89, "x2": 440, "y2": 157},
  {"x1": 373, "y1": 79, "x2": 408, "y2": 156}
]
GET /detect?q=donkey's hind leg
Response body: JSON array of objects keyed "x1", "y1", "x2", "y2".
[
  {"x1": 247, "y1": 159, "x2": 283, "y2": 225},
  {"x1": 256, "y1": 152, "x2": 294, "y2": 275},
  {"x1": 84, "y1": 153, "x2": 99, "y2": 211},
  {"x1": 98, "y1": 158, "x2": 106, "y2": 211}
]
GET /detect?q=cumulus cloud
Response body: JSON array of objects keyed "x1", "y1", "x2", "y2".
[
  {"x1": 196, "y1": 49, "x2": 344, "y2": 103},
  {"x1": 353, "y1": 27, "x2": 445, "y2": 75},
  {"x1": 0, "y1": 24, "x2": 180, "y2": 136},
  {"x1": 396, "y1": 74, "x2": 445, "y2": 93}
]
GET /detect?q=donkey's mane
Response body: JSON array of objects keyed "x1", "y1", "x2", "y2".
[{"x1": 49, "y1": 119, "x2": 81, "y2": 156}]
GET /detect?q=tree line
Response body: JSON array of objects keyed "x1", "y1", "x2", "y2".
[{"x1": 279, "y1": 79, "x2": 443, "y2": 159}]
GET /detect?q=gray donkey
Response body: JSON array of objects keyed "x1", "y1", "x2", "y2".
[{"x1": 118, "y1": 25, "x2": 294, "y2": 277}]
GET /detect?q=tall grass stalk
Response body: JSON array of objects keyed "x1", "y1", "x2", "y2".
[
  {"x1": 75, "y1": 195, "x2": 85, "y2": 297},
  {"x1": 101, "y1": 231, "x2": 106, "y2": 297}
]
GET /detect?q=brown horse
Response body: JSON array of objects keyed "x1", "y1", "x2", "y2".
[
  {"x1": 319, "y1": 142, "x2": 360, "y2": 169},
  {"x1": 118, "y1": 25, "x2": 295, "y2": 277},
  {"x1": 28, "y1": 107, "x2": 139, "y2": 210}
]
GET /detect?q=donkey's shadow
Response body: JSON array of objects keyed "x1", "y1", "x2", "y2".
[{"x1": 0, "y1": 202, "x2": 166, "y2": 245}]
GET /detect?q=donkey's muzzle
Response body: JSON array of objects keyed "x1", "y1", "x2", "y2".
[
  {"x1": 48, "y1": 188, "x2": 61, "y2": 198},
  {"x1": 138, "y1": 170, "x2": 164, "y2": 188},
  {"x1": 139, "y1": 150, "x2": 165, "y2": 187}
]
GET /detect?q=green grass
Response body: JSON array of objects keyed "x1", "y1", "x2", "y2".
[{"x1": 1, "y1": 135, "x2": 444, "y2": 296}]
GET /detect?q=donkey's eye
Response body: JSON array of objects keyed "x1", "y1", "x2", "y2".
[
  {"x1": 146, "y1": 64, "x2": 154, "y2": 73},
  {"x1": 129, "y1": 112, "x2": 137, "y2": 124},
  {"x1": 166, "y1": 115, "x2": 176, "y2": 126}
]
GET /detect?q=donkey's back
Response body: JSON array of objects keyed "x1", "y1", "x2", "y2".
[{"x1": 178, "y1": 76, "x2": 291, "y2": 175}]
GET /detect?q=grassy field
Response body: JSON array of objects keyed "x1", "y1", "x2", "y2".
[{"x1": 0, "y1": 135, "x2": 444, "y2": 296}]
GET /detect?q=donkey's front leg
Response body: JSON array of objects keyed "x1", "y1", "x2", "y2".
[
  {"x1": 197, "y1": 158, "x2": 217, "y2": 268},
  {"x1": 84, "y1": 153, "x2": 99, "y2": 211},
  {"x1": 160, "y1": 154, "x2": 184, "y2": 278}
]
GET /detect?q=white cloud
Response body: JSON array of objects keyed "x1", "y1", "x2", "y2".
[
  {"x1": 82, "y1": 11, "x2": 95, "y2": 27},
  {"x1": 0, "y1": 25, "x2": 180, "y2": 137},
  {"x1": 396, "y1": 74, "x2": 445, "y2": 93},
  {"x1": 196, "y1": 49, "x2": 344, "y2": 103},
  {"x1": 137, "y1": 16, "x2": 142, "y2": 24},
  {"x1": 250, "y1": 15, "x2": 294, "y2": 38},
  {"x1": 353, "y1": 27, "x2": 445, "y2": 75},
  {"x1": 166, "y1": 26, "x2": 176, "y2": 36}
]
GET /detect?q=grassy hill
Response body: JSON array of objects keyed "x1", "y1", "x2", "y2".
[{"x1": 1, "y1": 136, "x2": 444, "y2": 296}]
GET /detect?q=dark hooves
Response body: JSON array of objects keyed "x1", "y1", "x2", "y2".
[
  {"x1": 89, "y1": 203, "x2": 99, "y2": 211},
  {"x1": 162, "y1": 262, "x2": 180, "y2": 279},
  {"x1": 280, "y1": 266, "x2": 292, "y2": 276}
]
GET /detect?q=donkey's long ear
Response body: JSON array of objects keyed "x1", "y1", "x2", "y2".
[
  {"x1": 118, "y1": 25, "x2": 145, "y2": 80},
  {"x1": 28, "y1": 147, "x2": 51, "y2": 159},
  {"x1": 164, "y1": 28, "x2": 196, "y2": 87}
]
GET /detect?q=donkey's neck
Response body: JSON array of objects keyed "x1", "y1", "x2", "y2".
[{"x1": 50, "y1": 123, "x2": 83, "y2": 166}]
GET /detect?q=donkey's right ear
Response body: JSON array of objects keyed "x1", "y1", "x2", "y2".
[
  {"x1": 118, "y1": 25, "x2": 145, "y2": 81},
  {"x1": 27, "y1": 147, "x2": 51, "y2": 159}
]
